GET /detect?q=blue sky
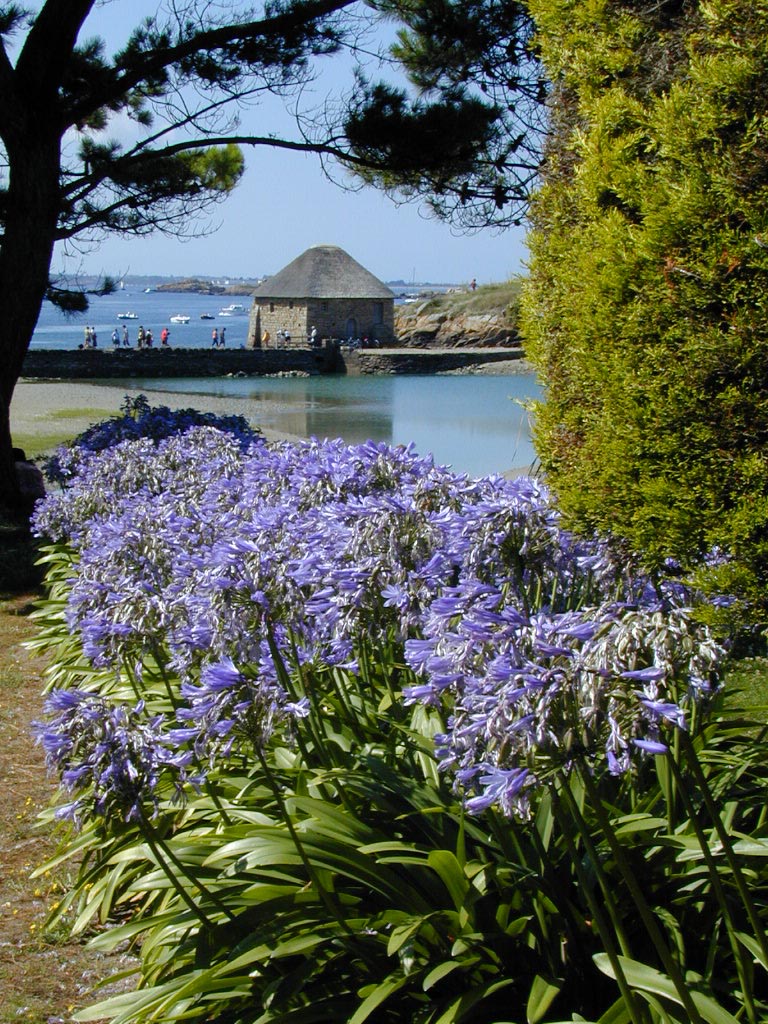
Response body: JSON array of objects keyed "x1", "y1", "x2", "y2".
[{"x1": 48, "y1": 1, "x2": 529, "y2": 287}]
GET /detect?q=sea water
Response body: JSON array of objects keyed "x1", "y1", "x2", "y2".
[
  {"x1": 32, "y1": 290, "x2": 254, "y2": 349},
  {"x1": 32, "y1": 288, "x2": 541, "y2": 477},
  {"x1": 119, "y1": 373, "x2": 542, "y2": 477}
]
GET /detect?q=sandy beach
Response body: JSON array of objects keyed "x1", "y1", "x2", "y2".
[{"x1": 10, "y1": 379, "x2": 304, "y2": 450}]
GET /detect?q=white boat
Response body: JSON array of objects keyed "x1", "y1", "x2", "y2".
[
  {"x1": 169, "y1": 314, "x2": 190, "y2": 324},
  {"x1": 219, "y1": 303, "x2": 245, "y2": 314},
  {"x1": 117, "y1": 311, "x2": 138, "y2": 319}
]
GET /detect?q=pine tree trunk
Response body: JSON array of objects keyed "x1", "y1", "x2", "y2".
[{"x1": 0, "y1": 132, "x2": 60, "y2": 510}]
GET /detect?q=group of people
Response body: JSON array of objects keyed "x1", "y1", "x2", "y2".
[
  {"x1": 210, "y1": 327, "x2": 227, "y2": 348},
  {"x1": 260, "y1": 325, "x2": 381, "y2": 350},
  {"x1": 82, "y1": 325, "x2": 99, "y2": 348},
  {"x1": 260, "y1": 327, "x2": 292, "y2": 347},
  {"x1": 104, "y1": 325, "x2": 171, "y2": 348},
  {"x1": 341, "y1": 335, "x2": 380, "y2": 351}
]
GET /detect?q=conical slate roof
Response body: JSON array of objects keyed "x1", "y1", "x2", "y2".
[{"x1": 252, "y1": 245, "x2": 394, "y2": 300}]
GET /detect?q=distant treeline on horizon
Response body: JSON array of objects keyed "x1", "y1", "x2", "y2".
[{"x1": 71, "y1": 274, "x2": 462, "y2": 293}]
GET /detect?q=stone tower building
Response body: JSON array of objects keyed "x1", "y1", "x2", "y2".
[{"x1": 247, "y1": 244, "x2": 395, "y2": 348}]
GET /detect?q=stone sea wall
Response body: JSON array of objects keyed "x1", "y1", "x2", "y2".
[
  {"x1": 22, "y1": 344, "x2": 527, "y2": 379},
  {"x1": 21, "y1": 347, "x2": 336, "y2": 379},
  {"x1": 336, "y1": 347, "x2": 526, "y2": 375}
]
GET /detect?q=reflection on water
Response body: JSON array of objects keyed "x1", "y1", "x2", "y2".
[{"x1": 120, "y1": 372, "x2": 542, "y2": 477}]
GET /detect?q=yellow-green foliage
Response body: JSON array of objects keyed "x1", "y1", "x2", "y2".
[{"x1": 522, "y1": 0, "x2": 768, "y2": 617}]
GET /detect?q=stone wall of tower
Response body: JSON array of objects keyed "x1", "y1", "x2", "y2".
[
  {"x1": 248, "y1": 297, "x2": 395, "y2": 348},
  {"x1": 247, "y1": 299, "x2": 308, "y2": 348}
]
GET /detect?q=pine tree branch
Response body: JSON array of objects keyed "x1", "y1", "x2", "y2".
[{"x1": 63, "y1": 0, "x2": 358, "y2": 129}]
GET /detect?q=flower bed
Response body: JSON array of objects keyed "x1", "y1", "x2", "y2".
[{"x1": 30, "y1": 402, "x2": 768, "y2": 1024}]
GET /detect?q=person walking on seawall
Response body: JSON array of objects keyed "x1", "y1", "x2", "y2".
[
  {"x1": 219, "y1": 326, "x2": 226, "y2": 347},
  {"x1": 262, "y1": 329, "x2": 270, "y2": 348},
  {"x1": 137, "y1": 325, "x2": 145, "y2": 349},
  {"x1": 112, "y1": 328, "x2": 120, "y2": 347},
  {"x1": 309, "y1": 324, "x2": 318, "y2": 347},
  {"x1": 160, "y1": 326, "x2": 169, "y2": 347},
  {"x1": 211, "y1": 327, "x2": 218, "y2": 348},
  {"x1": 122, "y1": 324, "x2": 130, "y2": 347},
  {"x1": 145, "y1": 328, "x2": 153, "y2": 348},
  {"x1": 91, "y1": 329, "x2": 98, "y2": 347}
]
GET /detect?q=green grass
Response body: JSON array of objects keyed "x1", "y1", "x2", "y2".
[
  {"x1": 723, "y1": 655, "x2": 768, "y2": 714},
  {"x1": 47, "y1": 406, "x2": 113, "y2": 420},
  {"x1": 415, "y1": 279, "x2": 524, "y2": 318},
  {"x1": 14, "y1": 407, "x2": 114, "y2": 459},
  {"x1": 13, "y1": 433, "x2": 78, "y2": 458}
]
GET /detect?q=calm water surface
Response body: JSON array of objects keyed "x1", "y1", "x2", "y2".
[
  {"x1": 33, "y1": 286, "x2": 541, "y2": 477},
  {"x1": 121, "y1": 373, "x2": 542, "y2": 478}
]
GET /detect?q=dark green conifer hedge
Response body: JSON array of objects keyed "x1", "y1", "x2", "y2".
[{"x1": 521, "y1": 0, "x2": 768, "y2": 619}]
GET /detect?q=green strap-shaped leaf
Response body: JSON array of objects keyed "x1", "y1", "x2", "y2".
[
  {"x1": 348, "y1": 976, "x2": 406, "y2": 1024},
  {"x1": 593, "y1": 954, "x2": 741, "y2": 1024},
  {"x1": 734, "y1": 930, "x2": 768, "y2": 970},
  {"x1": 527, "y1": 974, "x2": 563, "y2": 1023},
  {"x1": 428, "y1": 849, "x2": 470, "y2": 910}
]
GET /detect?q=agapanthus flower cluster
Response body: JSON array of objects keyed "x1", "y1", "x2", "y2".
[
  {"x1": 405, "y1": 592, "x2": 722, "y2": 818},
  {"x1": 33, "y1": 420, "x2": 725, "y2": 820},
  {"x1": 34, "y1": 689, "x2": 192, "y2": 823},
  {"x1": 173, "y1": 654, "x2": 310, "y2": 763},
  {"x1": 43, "y1": 393, "x2": 262, "y2": 485}
]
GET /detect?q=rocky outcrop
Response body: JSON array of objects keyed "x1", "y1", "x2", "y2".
[{"x1": 394, "y1": 303, "x2": 520, "y2": 348}]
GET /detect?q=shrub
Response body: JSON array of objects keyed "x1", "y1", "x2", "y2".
[{"x1": 521, "y1": 0, "x2": 768, "y2": 623}]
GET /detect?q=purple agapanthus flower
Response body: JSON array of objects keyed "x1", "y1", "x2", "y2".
[
  {"x1": 34, "y1": 689, "x2": 191, "y2": 824},
  {"x1": 32, "y1": 418, "x2": 728, "y2": 825}
]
